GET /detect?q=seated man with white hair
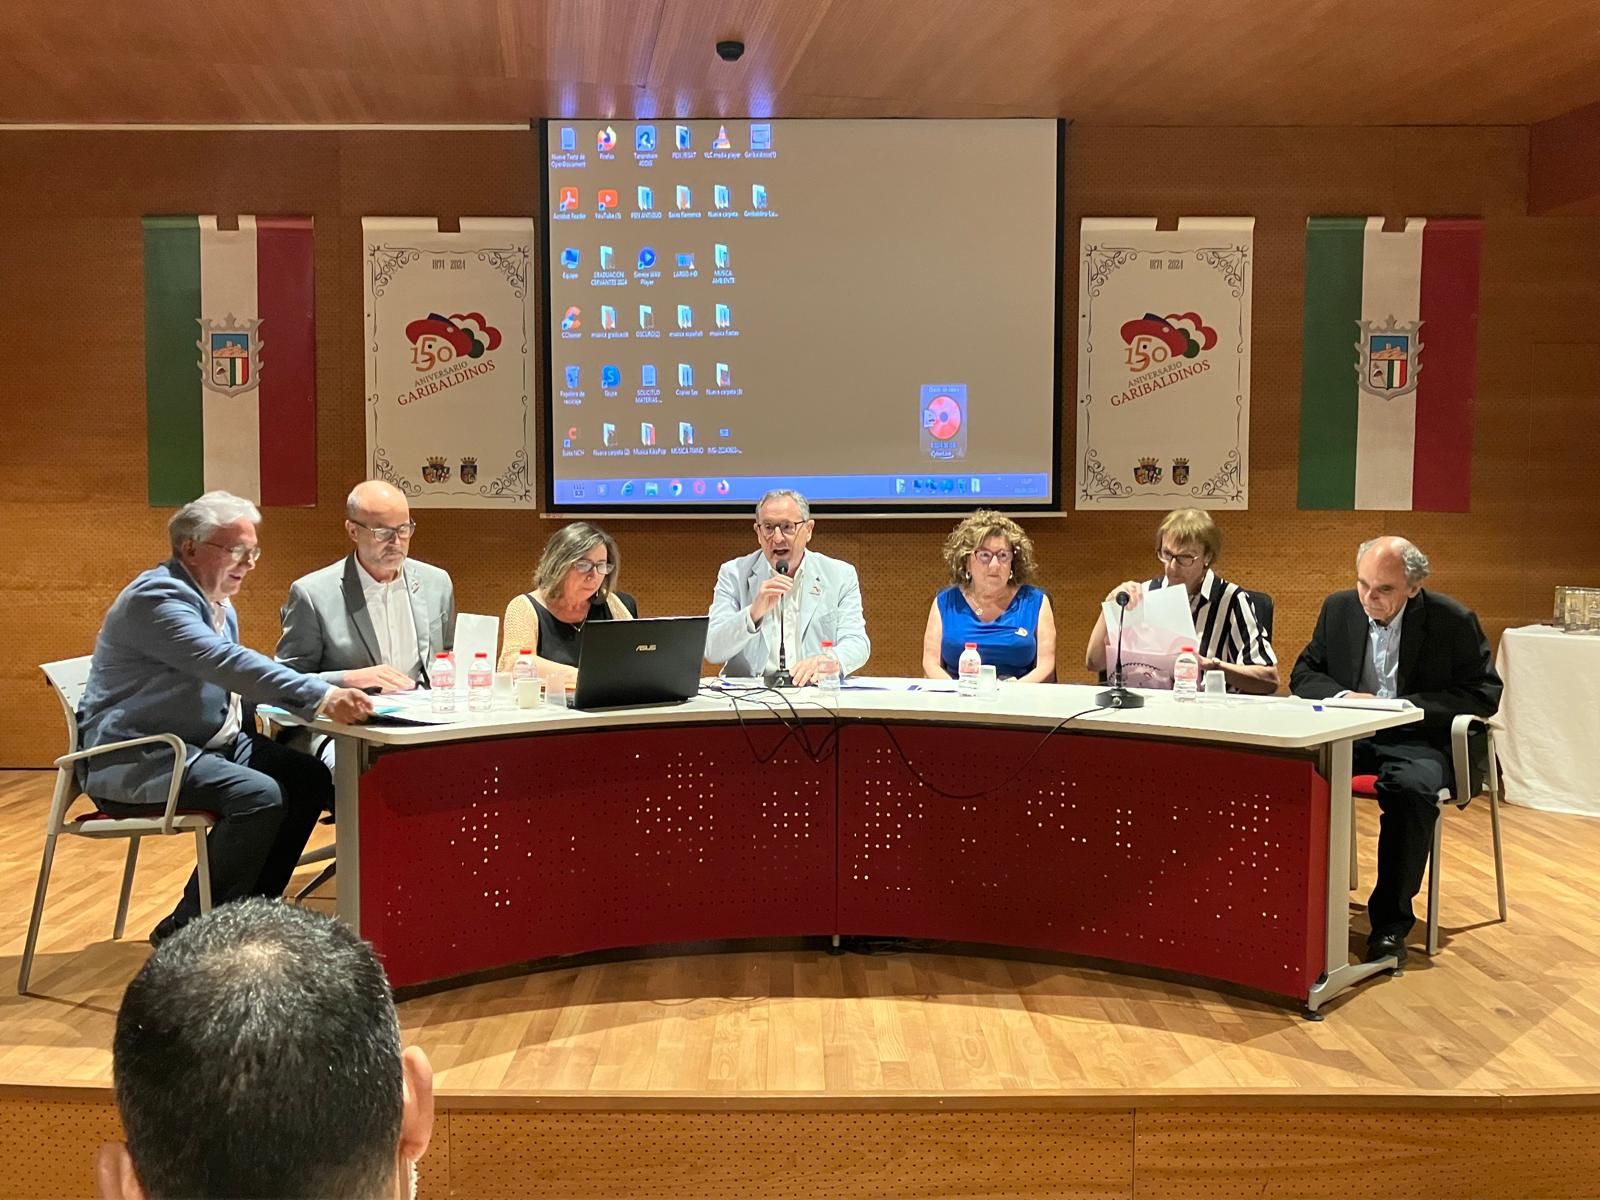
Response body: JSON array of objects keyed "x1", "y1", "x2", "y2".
[
  {"x1": 705, "y1": 489, "x2": 870, "y2": 685},
  {"x1": 1291, "y1": 536, "x2": 1501, "y2": 965},
  {"x1": 76, "y1": 491, "x2": 373, "y2": 945}
]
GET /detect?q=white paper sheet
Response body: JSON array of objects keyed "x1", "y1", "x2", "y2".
[{"x1": 452, "y1": 613, "x2": 500, "y2": 685}]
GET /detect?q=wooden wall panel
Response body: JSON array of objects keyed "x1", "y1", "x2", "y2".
[{"x1": 2, "y1": 126, "x2": 1598, "y2": 768}]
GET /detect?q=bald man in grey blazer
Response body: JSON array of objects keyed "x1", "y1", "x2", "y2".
[{"x1": 277, "y1": 482, "x2": 455, "y2": 728}]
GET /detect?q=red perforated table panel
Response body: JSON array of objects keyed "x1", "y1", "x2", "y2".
[
  {"x1": 359, "y1": 724, "x2": 836, "y2": 988},
  {"x1": 836, "y1": 726, "x2": 1330, "y2": 999}
]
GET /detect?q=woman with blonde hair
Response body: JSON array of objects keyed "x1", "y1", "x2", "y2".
[
  {"x1": 1084, "y1": 507, "x2": 1277, "y2": 693},
  {"x1": 499, "y1": 522, "x2": 637, "y2": 686},
  {"x1": 921, "y1": 509, "x2": 1056, "y2": 682}
]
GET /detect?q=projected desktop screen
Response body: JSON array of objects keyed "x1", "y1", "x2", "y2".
[{"x1": 541, "y1": 119, "x2": 1062, "y2": 511}]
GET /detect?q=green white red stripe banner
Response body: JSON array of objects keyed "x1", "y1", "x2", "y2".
[
  {"x1": 143, "y1": 215, "x2": 316, "y2": 507},
  {"x1": 1298, "y1": 216, "x2": 1482, "y2": 511}
]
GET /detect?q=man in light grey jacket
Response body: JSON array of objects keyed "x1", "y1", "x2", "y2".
[
  {"x1": 276, "y1": 480, "x2": 456, "y2": 699},
  {"x1": 705, "y1": 489, "x2": 870, "y2": 684}
]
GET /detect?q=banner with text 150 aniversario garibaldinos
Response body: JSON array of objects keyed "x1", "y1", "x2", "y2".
[
  {"x1": 1076, "y1": 217, "x2": 1253, "y2": 510},
  {"x1": 364, "y1": 217, "x2": 535, "y2": 508}
]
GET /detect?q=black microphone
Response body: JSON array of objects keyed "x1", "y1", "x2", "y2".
[
  {"x1": 764, "y1": 557, "x2": 795, "y2": 688},
  {"x1": 1095, "y1": 589, "x2": 1145, "y2": 710}
]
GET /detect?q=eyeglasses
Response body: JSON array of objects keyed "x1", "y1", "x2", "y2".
[
  {"x1": 756, "y1": 521, "x2": 808, "y2": 538},
  {"x1": 201, "y1": 540, "x2": 262, "y2": 564},
  {"x1": 973, "y1": 549, "x2": 1013, "y2": 567},
  {"x1": 571, "y1": 560, "x2": 614, "y2": 577},
  {"x1": 1157, "y1": 549, "x2": 1201, "y2": 568},
  {"x1": 351, "y1": 520, "x2": 418, "y2": 544}
]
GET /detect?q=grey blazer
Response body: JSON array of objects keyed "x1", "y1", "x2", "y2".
[
  {"x1": 76, "y1": 560, "x2": 330, "y2": 807},
  {"x1": 276, "y1": 553, "x2": 456, "y2": 685},
  {"x1": 704, "y1": 548, "x2": 870, "y2": 678}
]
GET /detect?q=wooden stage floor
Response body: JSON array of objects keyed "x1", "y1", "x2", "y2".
[{"x1": 5, "y1": 768, "x2": 1600, "y2": 1198}]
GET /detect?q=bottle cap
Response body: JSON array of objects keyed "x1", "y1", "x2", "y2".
[
  {"x1": 474, "y1": 651, "x2": 488, "y2": 659},
  {"x1": 965, "y1": 642, "x2": 977, "y2": 648},
  {"x1": 821, "y1": 640, "x2": 834, "y2": 647},
  {"x1": 435, "y1": 652, "x2": 449, "y2": 659},
  {"x1": 1181, "y1": 645, "x2": 1196, "y2": 653},
  {"x1": 518, "y1": 648, "x2": 532, "y2": 655}
]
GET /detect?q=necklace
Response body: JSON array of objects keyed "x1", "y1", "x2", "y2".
[{"x1": 965, "y1": 588, "x2": 1011, "y2": 621}]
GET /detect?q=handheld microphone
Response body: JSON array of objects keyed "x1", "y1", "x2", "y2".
[
  {"x1": 764, "y1": 557, "x2": 795, "y2": 688},
  {"x1": 1095, "y1": 588, "x2": 1145, "y2": 710}
]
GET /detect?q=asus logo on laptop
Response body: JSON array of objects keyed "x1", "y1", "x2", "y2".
[{"x1": 634, "y1": 643, "x2": 657, "y2": 652}]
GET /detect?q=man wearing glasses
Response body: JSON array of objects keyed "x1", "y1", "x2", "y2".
[
  {"x1": 276, "y1": 480, "x2": 456, "y2": 758},
  {"x1": 75, "y1": 491, "x2": 373, "y2": 945},
  {"x1": 705, "y1": 489, "x2": 871, "y2": 685}
]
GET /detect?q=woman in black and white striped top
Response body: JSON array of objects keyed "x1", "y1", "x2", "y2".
[{"x1": 1084, "y1": 508, "x2": 1279, "y2": 694}]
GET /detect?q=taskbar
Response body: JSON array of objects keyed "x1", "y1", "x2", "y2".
[{"x1": 551, "y1": 471, "x2": 1050, "y2": 505}]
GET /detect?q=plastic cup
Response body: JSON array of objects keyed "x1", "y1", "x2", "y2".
[
  {"x1": 491, "y1": 672, "x2": 515, "y2": 709},
  {"x1": 1203, "y1": 669, "x2": 1226, "y2": 698},
  {"x1": 977, "y1": 664, "x2": 999, "y2": 699},
  {"x1": 515, "y1": 678, "x2": 543, "y2": 709}
]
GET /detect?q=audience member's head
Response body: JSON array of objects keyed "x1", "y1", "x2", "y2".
[{"x1": 97, "y1": 899, "x2": 432, "y2": 1200}]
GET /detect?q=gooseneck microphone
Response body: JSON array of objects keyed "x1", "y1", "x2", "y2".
[
  {"x1": 764, "y1": 557, "x2": 795, "y2": 689},
  {"x1": 1095, "y1": 589, "x2": 1145, "y2": 710}
]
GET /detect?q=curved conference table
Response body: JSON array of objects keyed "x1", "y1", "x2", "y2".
[{"x1": 310, "y1": 681, "x2": 1419, "y2": 1014}]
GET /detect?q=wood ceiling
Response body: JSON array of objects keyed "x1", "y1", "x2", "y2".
[{"x1": 4, "y1": 0, "x2": 1598, "y2": 127}]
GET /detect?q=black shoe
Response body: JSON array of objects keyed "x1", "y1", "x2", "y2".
[
  {"x1": 148, "y1": 914, "x2": 184, "y2": 948},
  {"x1": 1365, "y1": 932, "x2": 1408, "y2": 966}
]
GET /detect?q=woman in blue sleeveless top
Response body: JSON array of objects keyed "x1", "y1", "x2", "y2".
[{"x1": 921, "y1": 510, "x2": 1057, "y2": 682}]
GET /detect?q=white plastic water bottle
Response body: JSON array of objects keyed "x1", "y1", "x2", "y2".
[
  {"x1": 957, "y1": 642, "x2": 982, "y2": 698},
  {"x1": 431, "y1": 653, "x2": 456, "y2": 715},
  {"x1": 816, "y1": 640, "x2": 840, "y2": 693},
  {"x1": 1173, "y1": 645, "x2": 1200, "y2": 701},
  {"x1": 468, "y1": 651, "x2": 493, "y2": 712},
  {"x1": 512, "y1": 649, "x2": 537, "y2": 685}
]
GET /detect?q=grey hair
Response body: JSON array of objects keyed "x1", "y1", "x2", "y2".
[
  {"x1": 755, "y1": 489, "x2": 811, "y2": 522},
  {"x1": 1357, "y1": 537, "x2": 1431, "y2": 585},
  {"x1": 534, "y1": 521, "x2": 619, "y2": 600},
  {"x1": 168, "y1": 491, "x2": 261, "y2": 554}
]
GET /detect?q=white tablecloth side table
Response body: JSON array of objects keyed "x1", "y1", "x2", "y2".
[{"x1": 1493, "y1": 625, "x2": 1600, "y2": 816}]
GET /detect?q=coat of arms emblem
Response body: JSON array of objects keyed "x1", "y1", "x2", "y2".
[
  {"x1": 1357, "y1": 316, "x2": 1423, "y2": 400},
  {"x1": 421, "y1": 456, "x2": 452, "y2": 484},
  {"x1": 197, "y1": 315, "x2": 263, "y2": 397},
  {"x1": 1172, "y1": 457, "x2": 1190, "y2": 485},
  {"x1": 1133, "y1": 456, "x2": 1163, "y2": 485},
  {"x1": 459, "y1": 457, "x2": 478, "y2": 484}
]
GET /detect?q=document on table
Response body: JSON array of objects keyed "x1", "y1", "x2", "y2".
[{"x1": 452, "y1": 613, "x2": 500, "y2": 678}]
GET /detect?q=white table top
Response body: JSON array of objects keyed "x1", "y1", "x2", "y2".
[{"x1": 301, "y1": 679, "x2": 1421, "y2": 753}]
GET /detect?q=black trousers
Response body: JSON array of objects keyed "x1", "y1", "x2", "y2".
[
  {"x1": 100, "y1": 730, "x2": 333, "y2": 928},
  {"x1": 1355, "y1": 731, "x2": 1451, "y2": 941}
]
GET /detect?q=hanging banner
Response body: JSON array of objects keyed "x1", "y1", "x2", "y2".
[
  {"x1": 1076, "y1": 217, "x2": 1254, "y2": 510},
  {"x1": 364, "y1": 217, "x2": 535, "y2": 507},
  {"x1": 143, "y1": 215, "x2": 316, "y2": 507},
  {"x1": 1298, "y1": 216, "x2": 1482, "y2": 512}
]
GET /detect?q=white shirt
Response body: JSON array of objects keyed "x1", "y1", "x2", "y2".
[
  {"x1": 358, "y1": 562, "x2": 420, "y2": 675},
  {"x1": 752, "y1": 558, "x2": 806, "y2": 674},
  {"x1": 204, "y1": 601, "x2": 243, "y2": 750},
  {"x1": 1359, "y1": 616, "x2": 1404, "y2": 698}
]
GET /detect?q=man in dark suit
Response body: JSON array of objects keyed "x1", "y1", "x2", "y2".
[{"x1": 1291, "y1": 536, "x2": 1502, "y2": 965}]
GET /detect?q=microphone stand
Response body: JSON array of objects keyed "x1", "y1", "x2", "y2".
[
  {"x1": 763, "y1": 557, "x2": 795, "y2": 689},
  {"x1": 1095, "y1": 591, "x2": 1144, "y2": 710}
]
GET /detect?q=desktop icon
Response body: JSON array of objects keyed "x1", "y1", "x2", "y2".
[
  {"x1": 641, "y1": 422, "x2": 656, "y2": 446},
  {"x1": 678, "y1": 363, "x2": 694, "y2": 388},
  {"x1": 601, "y1": 364, "x2": 621, "y2": 388},
  {"x1": 895, "y1": 478, "x2": 906, "y2": 495},
  {"x1": 600, "y1": 305, "x2": 617, "y2": 330},
  {"x1": 714, "y1": 242, "x2": 730, "y2": 269},
  {"x1": 715, "y1": 478, "x2": 731, "y2": 495},
  {"x1": 677, "y1": 304, "x2": 693, "y2": 329},
  {"x1": 559, "y1": 126, "x2": 576, "y2": 152},
  {"x1": 564, "y1": 365, "x2": 580, "y2": 389},
  {"x1": 692, "y1": 479, "x2": 707, "y2": 495},
  {"x1": 597, "y1": 188, "x2": 619, "y2": 210},
  {"x1": 678, "y1": 421, "x2": 695, "y2": 446},
  {"x1": 971, "y1": 478, "x2": 982, "y2": 494},
  {"x1": 713, "y1": 124, "x2": 732, "y2": 151},
  {"x1": 719, "y1": 427, "x2": 731, "y2": 438},
  {"x1": 597, "y1": 126, "x2": 617, "y2": 152},
  {"x1": 641, "y1": 363, "x2": 658, "y2": 387},
  {"x1": 635, "y1": 125, "x2": 657, "y2": 152},
  {"x1": 560, "y1": 246, "x2": 580, "y2": 269},
  {"x1": 637, "y1": 245, "x2": 657, "y2": 269},
  {"x1": 599, "y1": 244, "x2": 615, "y2": 270},
  {"x1": 559, "y1": 187, "x2": 579, "y2": 212},
  {"x1": 561, "y1": 306, "x2": 581, "y2": 331},
  {"x1": 749, "y1": 122, "x2": 772, "y2": 151},
  {"x1": 751, "y1": 183, "x2": 767, "y2": 209},
  {"x1": 675, "y1": 124, "x2": 692, "y2": 151},
  {"x1": 564, "y1": 425, "x2": 578, "y2": 448},
  {"x1": 644, "y1": 481, "x2": 659, "y2": 497},
  {"x1": 675, "y1": 184, "x2": 692, "y2": 210},
  {"x1": 602, "y1": 422, "x2": 617, "y2": 447},
  {"x1": 676, "y1": 251, "x2": 696, "y2": 269},
  {"x1": 669, "y1": 479, "x2": 683, "y2": 496},
  {"x1": 715, "y1": 362, "x2": 731, "y2": 387},
  {"x1": 638, "y1": 304, "x2": 655, "y2": 330},
  {"x1": 637, "y1": 185, "x2": 654, "y2": 210},
  {"x1": 713, "y1": 184, "x2": 730, "y2": 210},
  {"x1": 621, "y1": 480, "x2": 636, "y2": 496},
  {"x1": 714, "y1": 303, "x2": 731, "y2": 329}
]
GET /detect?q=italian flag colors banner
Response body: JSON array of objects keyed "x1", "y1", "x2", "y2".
[
  {"x1": 143, "y1": 215, "x2": 317, "y2": 507},
  {"x1": 1298, "y1": 216, "x2": 1483, "y2": 511}
]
